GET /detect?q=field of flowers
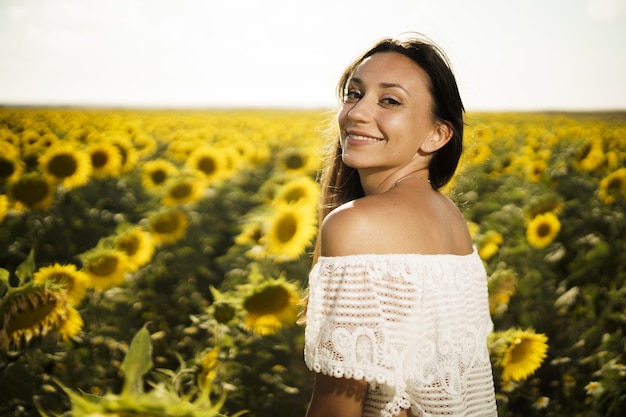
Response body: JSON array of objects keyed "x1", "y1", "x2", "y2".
[{"x1": 0, "y1": 107, "x2": 624, "y2": 417}]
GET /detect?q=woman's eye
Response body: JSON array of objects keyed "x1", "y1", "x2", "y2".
[
  {"x1": 381, "y1": 97, "x2": 401, "y2": 106},
  {"x1": 344, "y1": 90, "x2": 362, "y2": 101}
]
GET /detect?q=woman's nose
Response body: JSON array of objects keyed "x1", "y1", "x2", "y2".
[{"x1": 347, "y1": 97, "x2": 372, "y2": 123}]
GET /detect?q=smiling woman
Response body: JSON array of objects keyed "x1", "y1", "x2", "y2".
[{"x1": 304, "y1": 36, "x2": 497, "y2": 417}]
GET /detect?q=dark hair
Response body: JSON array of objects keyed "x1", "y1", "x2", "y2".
[{"x1": 316, "y1": 36, "x2": 465, "y2": 228}]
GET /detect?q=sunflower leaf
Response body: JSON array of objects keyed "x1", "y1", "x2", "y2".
[
  {"x1": 121, "y1": 325, "x2": 153, "y2": 396},
  {"x1": 16, "y1": 249, "x2": 36, "y2": 287},
  {"x1": 0, "y1": 268, "x2": 9, "y2": 295}
]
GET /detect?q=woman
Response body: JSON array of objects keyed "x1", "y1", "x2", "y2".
[{"x1": 303, "y1": 36, "x2": 497, "y2": 417}]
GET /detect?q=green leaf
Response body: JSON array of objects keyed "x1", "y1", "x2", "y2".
[
  {"x1": 15, "y1": 249, "x2": 36, "y2": 287},
  {"x1": 0, "y1": 268, "x2": 9, "y2": 296},
  {"x1": 121, "y1": 325, "x2": 153, "y2": 395}
]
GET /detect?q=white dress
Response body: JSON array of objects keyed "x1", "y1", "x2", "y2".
[{"x1": 304, "y1": 248, "x2": 498, "y2": 417}]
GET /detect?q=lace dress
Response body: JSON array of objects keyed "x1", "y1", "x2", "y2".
[{"x1": 304, "y1": 248, "x2": 497, "y2": 417}]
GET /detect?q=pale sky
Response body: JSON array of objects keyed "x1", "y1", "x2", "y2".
[{"x1": 1, "y1": 0, "x2": 625, "y2": 111}]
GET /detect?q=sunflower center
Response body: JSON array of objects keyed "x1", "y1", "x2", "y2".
[
  {"x1": 607, "y1": 177, "x2": 623, "y2": 191},
  {"x1": 283, "y1": 188, "x2": 305, "y2": 203},
  {"x1": 90, "y1": 150, "x2": 109, "y2": 168},
  {"x1": 507, "y1": 338, "x2": 532, "y2": 365},
  {"x1": 276, "y1": 214, "x2": 297, "y2": 243},
  {"x1": 575, "y1": 143, "x2": 591, "y2": 161},
  {"x1": 536, "y1": 223, "x2": 552, "y2": 238},
  {"x1": 152, "y1": 214, "x2": 181, "y2": 234},
  {"x1": 5, "y1": 292, "x2": 58, "y2": 333},
  {"x1": 0, "y1": 158, "x2": 16, "y2": 180},
  {"x1": 150, "y1": 169, "x2": 167, "y2": 185},
  {"x1": 87, "y1": 255, "x2": 120, "y2": 277},
  {"x1": 197, "y1": 157, "x2": 217, "y2": 175},
  {"x1": 244, "y1": 285, "x2": 290, "y2": 314},
  {"x1": 213, "y1": 302, "x2": 236, "y2": 324},
  {"x1": 11, "y1": 178, "x2": 51, "y2": 205},
  {"x1": 48, "y1": 153, "x2": 78, "y2": 178},
  {"x1": 118, "y1": 235, "x2": 140, "y2": 256},
  {"x1": 284, "y1": 153, "x2": 305, "y2": 170},
  {"x1": 170, "y1": 182, "x2": 192, "y2": 199}
]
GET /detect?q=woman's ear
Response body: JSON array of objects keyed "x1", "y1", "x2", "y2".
[{"x1": 420, "y1": 121, "x2": 453, "y2": 153}]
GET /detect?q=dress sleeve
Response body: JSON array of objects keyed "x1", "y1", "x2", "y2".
[{"x1": 303, "y1": 256, "x2": 402, "y2": 385}]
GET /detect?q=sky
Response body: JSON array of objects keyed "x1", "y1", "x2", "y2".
[{"x1": 0, "y1": 0, "x2": 625, "y2": 112}]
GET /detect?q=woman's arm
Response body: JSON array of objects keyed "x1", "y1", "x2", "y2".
[{"x1": 305, "y1": 373, "x2": 368, "y2": 417}]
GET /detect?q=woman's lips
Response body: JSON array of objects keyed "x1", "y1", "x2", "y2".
[{"x1": 345, "y1": 133, "x2": 383, "y2": 143}]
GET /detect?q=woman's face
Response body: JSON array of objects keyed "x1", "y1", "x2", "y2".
[{"x1": 337, "y1": 51, "x2": 439, "y2": 175}]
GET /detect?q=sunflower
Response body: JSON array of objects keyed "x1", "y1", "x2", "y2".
[
  {"x1": 20, "y1": 129, "x2": 44, "y2": 156},
  {"x1": 0, "y1": 284, "x2": 83, "y2": 349},
  {"x1": 466, "y1": 221, "x2": 480, "y2": 238},
  {"x1": 166, "y1": 137, "x2": 199, "y2": 162},
  {"x1": 477, "y1": 230, "x2": 503, "y2": 261},
  {"x1": 198, "y1": 346, "x2": 220, "y2": 389},
  {"x1": 211, "y1": 301, "x2": 237, "y2": 324},
  {"x1": 161, "y1": 175, "x2": 206, "y2": 206},
  {"x1": 81, "y1": 249, "x2": 131, "y2": 291},
  {"x1": 259, "y1": 204, "x2": 317, "y2": 262},
  {"x1": 467, "y1": 142, "x2": 492, "y2": 166},
  {"x1": 0, "y1": 157, "x2": 24, "y2": 185},
  {"x1": 0, "y1": 194, "x2": 8, "y2": 224},
  {"x1": 525, "y1": 195, "x2": 565, "y2": 220},
  {"x1": 104, "y1": 134, "x2": 139, "y2": 173},
  {"x1": 272, "y1": 176, "x2": 320, "y2": 208},
  {"x1": 242, "y1": 278, "x2": 300, "y2": 336},
  {"x1": 185, "y1": 145, "x2": 229, "y2": 185},
  {"x1": 488, "y1": 328, "x2": 549, "y2": 382},
  {"x1": 38, "y1": 132, "x2": 59, "y2": 150},
  {"x1": 487, "y1": 269, "x2": 518, "y2": 316},
  {"x1": 231, "y1": 138, "x2": 266, "y2": 166},
  {"x1": 526, "y1": 212, "x2": 561, "y2": 249},
  {"x1": 276, "y1": 147, "x2": 318, "y2": 176},
  {"x1": 39, "y1": 144, "x2": 92, "y2": 189},
  {"x1": 235, "y1": 221, "x2": 264, "y2": 246},
  {"x1": 33, "y1": 263, "x2": 89, "y2": 306},
  {"x1": 59, "y1": 306, "x2": 84, "y2": 340},
  {"x1": 148, "y1": 208, "x2": 189, "y2": 245},
  {"x1": 526, "y1": 159, "x2": 548, "y2": 183},
  {"x1": 8, "y1": 172, "x2": 56, "y2": 211},
  {"x1": 132, "y1": 132, "x2": 157, "y2": 158},
  {"x1": 141, "y1": 159, "x2": 179, "y2": 191},
  {"x1": 0, "y1": 127, "x2": 20, "y2": 147},
  {"x1": 573, "y1": 139, "x2": 605, "y2": 172},
  {"x1": 598, "y1": 167, "x2": 626, "y2": 205},
  {"x1": 0, "y1": 143, "x2": 23, "y2": 184},
  {"x1": 115, "y1": 227, "x2": 155, "y2": 270},
  {"x1": 86, "y1": 142, "x2": 123, "y2": 178}
]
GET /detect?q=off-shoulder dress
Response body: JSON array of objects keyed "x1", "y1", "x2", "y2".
[{"x1": 304, "y1": 248, "x2": 498, "y2": 417}]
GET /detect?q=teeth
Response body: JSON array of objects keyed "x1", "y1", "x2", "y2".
[{"x1": 348, "y1": 134, "x2": 381, "y2": 142}]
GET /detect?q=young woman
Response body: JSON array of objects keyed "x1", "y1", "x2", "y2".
[{"x1": 303, "y1": 36, "x2": 497, "y2": 417}]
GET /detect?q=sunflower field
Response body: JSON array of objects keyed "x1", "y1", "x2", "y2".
[{"x1": 0, "y1": 107, "x2": 624, "y2": 417}]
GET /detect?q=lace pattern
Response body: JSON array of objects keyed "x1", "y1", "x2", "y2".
[{"x1": 304, "y1": 249, "x2": 497, "y2": 417}]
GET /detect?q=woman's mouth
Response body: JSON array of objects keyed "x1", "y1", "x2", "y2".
[{"x1": 346, "y1": 133, "x2": 383, "y2": 142}]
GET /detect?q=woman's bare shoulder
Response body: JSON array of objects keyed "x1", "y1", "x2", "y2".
[
  {"x1": 319, "y1": 196, "x2": 396, "y2": 257},
  {"x1": 320, "y1": 192, "x2": 473, "y2": 256}
]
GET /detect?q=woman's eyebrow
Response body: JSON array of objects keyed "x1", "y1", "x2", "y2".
[
  {"x1": 379, "y1": 82, "x2": 409, "y2": 93},
  {"x1": 349, "y1": 77, "x2": 408, "y2": 93}
]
